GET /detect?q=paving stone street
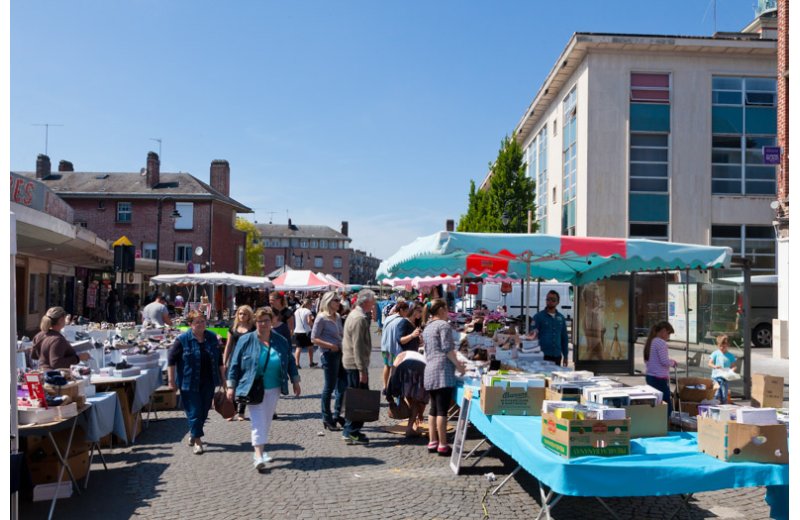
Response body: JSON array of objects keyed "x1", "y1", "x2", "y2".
[{"x1": 20, "y1": 327, "x2": 775, "y2": 520}]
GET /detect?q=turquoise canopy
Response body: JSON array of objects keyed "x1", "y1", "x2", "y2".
[{"x1": 376, "y1": 232, "x2": 732, "y2": 286}]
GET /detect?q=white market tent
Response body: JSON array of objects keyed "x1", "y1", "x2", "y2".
[
  {"x1": 149, "y1": 272, "x2": 274, "y2": 289},
  {"x1": 272, "y1": 270, "x2": 337, "y2": 292}
]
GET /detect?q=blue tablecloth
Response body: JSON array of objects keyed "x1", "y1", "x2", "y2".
[
  {"x1": 132, "y1": 369, "x2": 163, "y2": 413},
  {"x1": 82, "y1": 392, "x2": 128, "y2": 444},
  {"x1": 455, "y1": 384, "x2": 789, "y2": 520}
]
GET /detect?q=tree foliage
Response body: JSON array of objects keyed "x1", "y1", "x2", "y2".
[
  {"x1": 235, "y1": 217, "x2": 264, "y2": 275},
  {"x1": 457, "y1": 133, "x2": 537, "y2": 233}
]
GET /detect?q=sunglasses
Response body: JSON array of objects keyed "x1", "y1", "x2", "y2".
[{"x1": 256, "y1": 319, "x2": 271, "y2": 325}]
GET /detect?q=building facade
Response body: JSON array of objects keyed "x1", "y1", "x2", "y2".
[
  {"x1": 350, "y1": 249, "x2": 381, "y2": 285},
  {"x1": 504, "y1": 22, "x2": 777, "y2": 276},
  {"x1": 258, "y1": 220, "x2": 353, "y2": 282},
  {"x1": 16, "y1": 153, "x2": 251, "y2": 276}
]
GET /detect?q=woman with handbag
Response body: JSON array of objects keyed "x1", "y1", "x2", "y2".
[
  {"x1": 227, "y1": 307, "x2": 301, "y2": 471},
  {"x1": 311, "y1": 291, "x2": 347, "y2": 431},
  {"x1": 223, "y1": 305, "x2": 256, "y2": 421},
  {"x1": 167, "y1": 310, "x2": 225, "y2": 455}
]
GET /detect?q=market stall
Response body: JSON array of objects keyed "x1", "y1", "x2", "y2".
[{"x1": 271, "y1": 269, "x2": 339, "y2": 292}]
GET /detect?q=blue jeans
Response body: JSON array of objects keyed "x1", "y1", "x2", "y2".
[
  {"x1": 181, "y1": 385, "x2": 215, "y2": 439},
  {"x1": 645, "y1": 375, "x2": 672, "y2": 418},
  {"x1": 320, "y1": 351, "x2": 346, "y2": 424},
  {"x1": 713, "y1": 377, "x2": 729, "y2": 403},
  {"x1": 343, "y1": 369, "x2": 367, "y2": 437}
]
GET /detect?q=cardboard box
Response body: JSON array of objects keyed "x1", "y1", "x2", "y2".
[
  {"x1": 677, "y1": 377, "x2": 715, "y2": 403},
  {"x1": 546, "y1": 387, "x2": 582, "y2": 403},
  {"x1": 751, "y1": 374, "x2": 784, "y2": 409},
  {"x1": 28, "y1": 451, "x2": 90, "y2": 485},
  {"x1": 32, "y1": 482, "x2": 73, "y2": 502},
  {"x1": 625, "y1": 403, "x2": 668, "y2": 438},
  {"x1": 24, "y1": 428, "x2": 90, "y2": 459},
  {"x1": 149, "y1": 387, "x2": 178, "y2": 411},
  {"x1": 541, "y1": 413, "x2": 631, "y2": 458},
  {"x1": 697, "y1": 416, "x2": 788, "y2": 464},
  {"x1": 480, "y1": 383, "x2": 544, "y2": 416},
  {"x1": 678, "y1": 401, "x2": 701, "y2": 417}
]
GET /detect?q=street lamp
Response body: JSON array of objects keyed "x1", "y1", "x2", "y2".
[
  {"x1": 501, "y1": 209, "x2": 510, "y2": 232},
  {"x1": 155, "y1": 198, "x2": 181, "y2": 275}
]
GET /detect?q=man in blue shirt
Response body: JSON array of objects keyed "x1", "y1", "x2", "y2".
[{"x1": 532, "y1": 290, "x2": 569, "y2": 366}]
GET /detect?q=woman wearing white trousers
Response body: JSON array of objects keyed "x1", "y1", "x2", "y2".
[{"x1": 227, "y1": 307, "x2": 301, "y2": 470}]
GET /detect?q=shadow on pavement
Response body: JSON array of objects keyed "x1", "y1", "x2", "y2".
[{"x1": 267, "y1": 455, "x2": 385, "y2": 472}]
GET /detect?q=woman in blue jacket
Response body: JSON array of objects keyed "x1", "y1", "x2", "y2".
[
  {"x1": 167, "y1": 310, "x2": 225, "y2": 455},
  {"x1": 227, "y1": 307, "x2": 301, "y2": 471}
]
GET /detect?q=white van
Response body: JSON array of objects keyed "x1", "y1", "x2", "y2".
[{"x1": 480, "y1": 282, "x2": 574, "y2": 322}]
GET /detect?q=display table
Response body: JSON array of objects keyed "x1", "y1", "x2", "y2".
[
  {"x1": 18, "y1": 404, "x2": 92, "y2": 520},
  {"x1": 455, "y1": 384, "x2": 789, "y2": 520},
  {"x1": 79, "y1": 392, "x2": 128, "y2": 487},
  {"x1": 92, "y1": 368, "x2": 162, "y2": 443}
]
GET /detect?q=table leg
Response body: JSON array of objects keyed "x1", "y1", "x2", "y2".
[
  {"x1": 463, "y1": 438, "x2": 487, "y2": 459},
  {"x1": 491, "y1": 465, "x2": 521, "y2": 496},
  {"x1": 470, "y1": 444, "x2": 494, "y2": 467},
  {"x1": 595, "y1": 497, "x2": 623, "y2": 520},
  {"x1": 665, "y1": 493, "x2": 694, "y2": 520},
  {"x1": 46, "y1": 417, "x2": 80, "y2": 520},
  {"x1": 534, "y1": 483, "x2": 563, "y2": 520},
  {"x1": 84, "y1": 442, "x2": 109, "y2": 489}
]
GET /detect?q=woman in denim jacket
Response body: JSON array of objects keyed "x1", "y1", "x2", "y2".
[
  {"x1": 168, "y1": 310, "x2": 225, "y2": 455},
  {"x1": 227, "y1": 307, "x2": 301, "y2": 471}
]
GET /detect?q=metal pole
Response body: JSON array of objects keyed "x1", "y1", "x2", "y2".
[
  {"x1": 684, "y1": 269, "x2": 690, "y2": 378},
  {"x1": 155, "y1": 199, "x2": 163, "y2": 276},
  {"x1": 525, "y1": 261, "x2": 532, "y2": 334},
  {"x1": 742, "y1": 260, "x2": 752, "y2": 399}
]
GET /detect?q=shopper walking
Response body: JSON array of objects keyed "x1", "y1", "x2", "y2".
[
  {"x1": 167, "y1": 310, "x2": 225, "y2": 454},
  {"x1": 223, "y1": 305, "x2": 256, "y2": 421},
  {"x1": 269, "y1": 292, "x2": 294, "y2": 343},
  {"x1": 227, "y1": 307, "x2": 301, "y2": 471},
  {"x1": 422, "y1": 299, "x2": 465, "y2": 456},
  {"x1": 293, "y1": 299, "x2": 317, "y2": 368},
  {"x1": 644, "y1": 321, "x2": 678, "y2": 417},
  {"x1": 31, "y1": 306, "x2": 90, "y2": 370},
  {"x1": 341, "y1": 289, "x2": 376, "y2": 445},
  {"x1": 311, "y1": 291, "x2": 347, "y2": 431}
]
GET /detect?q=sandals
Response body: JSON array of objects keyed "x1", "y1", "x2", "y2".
[{"x1": 427, "y1": 441, "x2": 439, "y2": 453}]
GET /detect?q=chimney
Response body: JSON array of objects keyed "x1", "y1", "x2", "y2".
[
  {"x1": 58, "y1": 160, "x2": 74, "y2": 172},
  {"x1": 446, "y1": 219, "x2": 455, "y2": 231},
  {"x1": 288, "y1": 218, "x2": 292, "y2": 228},
  {"x1": 146, "y1": 151, "x2": 160, "y2": 188},
  {"x1": 36, "y1": 154, "x2": 51, "y2": 179},
  {"x1": 341, "y1": 221, "x2": 349, "y2": 237},
  {"x1": 210, "y1": 159, "x2": 230, "y2": 196}
]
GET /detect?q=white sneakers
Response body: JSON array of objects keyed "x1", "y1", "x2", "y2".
[
  {"x1": 192, "y1": 443, "x2": 204, "y2": 455},
  {"x1": 253, "y1": 452, "x2": 272, "y2": 470}
]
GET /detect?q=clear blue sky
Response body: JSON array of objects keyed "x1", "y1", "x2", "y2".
[{"x1": 11, "y1": 0, "x2": 760, "y2": 259}]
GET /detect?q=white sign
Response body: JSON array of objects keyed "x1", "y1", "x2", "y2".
[{"x1": 450, "y1": 392, "x2": 473, "y2": 475}]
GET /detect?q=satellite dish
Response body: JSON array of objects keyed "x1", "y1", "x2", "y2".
[
  {"x1": 194, "y1": 246, "x2": 204, "y2": 256},
  {"x1": 770, "y1": 200, "x2": 780, "y2": 210}
]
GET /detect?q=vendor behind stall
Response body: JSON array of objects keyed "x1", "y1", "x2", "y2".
[{"x1": 31, "y1": 306, "x2": 91, "y2": 370}]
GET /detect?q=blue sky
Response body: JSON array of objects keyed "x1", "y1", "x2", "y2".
[{"x1": 11, "y1": 0, "x2": 760, "y2": 259}]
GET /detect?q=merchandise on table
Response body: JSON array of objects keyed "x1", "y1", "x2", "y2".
[
  {"x1": 478, "y1": 370, "x2": 548, "y2": 416},
  {"x1": 541, "y1": 410, "x2": 631, "y2": 458},
  {"x1": 697, "y1": 415, "x2": 788, "y2": 463}
]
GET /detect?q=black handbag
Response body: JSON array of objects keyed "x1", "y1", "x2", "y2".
[{"x1": 236, "y1": 343, "x2": 270, "y2": 405}]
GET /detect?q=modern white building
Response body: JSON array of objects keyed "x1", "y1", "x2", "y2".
[{"x1": 500, "y1": 20, "x2": 777, "y2": 277}]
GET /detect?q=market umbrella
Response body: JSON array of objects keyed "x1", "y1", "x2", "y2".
[
  {"x1": 149, "y1": 272, "x2": 273, "y2": 289},
  {"x1": 377, "y1": 232, "x2": 732, "y2": 285},
  {"x1": 272, "y1": 270, "x2": 336, "y2": 292}
]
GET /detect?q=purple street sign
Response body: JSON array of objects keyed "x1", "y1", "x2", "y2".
[{"x1": 763, "y1": 146, "x2": 781, "y2": 165}]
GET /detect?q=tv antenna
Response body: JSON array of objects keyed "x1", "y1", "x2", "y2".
[
  {"x1": 149, "y1": 138, "x2": 162, "y2": 160},
  {"x1": 32, "y1": 123, "x2": 64, "y2": 155},
  {"x1": 703, "y1": 0, "x2": 718, "y2": 34}
]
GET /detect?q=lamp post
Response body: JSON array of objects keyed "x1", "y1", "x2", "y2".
[
  {"x1": 155, "y1": 198, "x2": 181, "y2": 275},
  {"x1": 501, "y1": 209, "x2": 510, "y2": 232}
]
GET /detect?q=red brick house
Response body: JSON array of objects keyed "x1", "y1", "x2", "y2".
[
  {"x1": 258, "y1": 220, "x2": 352, "y2": 282},
  {"x1": 16, "y1": 152, "x2": 252, "y2": 276}
]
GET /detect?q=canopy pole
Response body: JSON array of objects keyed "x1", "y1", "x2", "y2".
[
  {"x1": 742, "y1": 260, "x2": 752, "y2": 400},
  {"x1": 525, "y1": 261, "x2": 532, "y2": 334},
  {"x1": 684, "y1": 269, "x2": 690, "y2": 378}
]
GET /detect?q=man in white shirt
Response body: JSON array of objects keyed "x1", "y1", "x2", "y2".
[{"x1": 142, "y1": 294, "x2": 172, "y2": 327}]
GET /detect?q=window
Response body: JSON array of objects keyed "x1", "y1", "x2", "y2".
[
  {"x1": 300, "y1": 239, "x2": 309, "y2": 248},
  {"x1": 712, "y1": 76, "x2": 777, "y2": 195},
  {"x1": 333, "y1": 256, "x2": 343, "y2": 268},
  {"x1": 268, "y1": 238, "x2": 278, "y2": 247},
  {"x1": 528, "y1": 126, "x2": 548, "y2": 232},
  {"x1": 711, "y1": 225, "x2": 775, "y2": 273},
  {"x1": 293, "y1": 255, "x2": 302, "y2": 268},
  {"x1": 237, "y1": 246, "x2": 244, "y2": 275},
  {"x1": 75, "y1": 221, "x2": 88, "y2": 228},
  {"x1": 562, "y1": 87, "x2": 577, "y2": 235},
  {"x1": 174, "y1": 202, "x2": 194, "y2": 230},
  {"x1": 142, "y1": 243, "x2": 157, "y2": 260},
  {"x1": 629, "y1": 73, "x2": 671, "y2": 240},
  {"x1": 97, "y1": 200, "x2": 105, "y2": 210},
  {"x1": 314, "y1": 256, "x2": 323, "y2": 268},
  {"x1": 275, "y1": 255, "x2": 284, "y2": 267},
  {"x1": 330, "y1": 241, "x2": 338, "y2": 250},
  {"x1": 310, "y1": 240, "x2": 318, "y2": 248},
  {"x1": 116, "y1": 202, "x2": 132, "y2": 223},
  {"x1": 333, "y1": 272, "x2": 342, "y2": 280},
  {"x1": 281, "y1": 238, "x2": 290, "y2": 247},
  {"x1": 320, "y1": 239, "x2": 328, "y2": 249},
  {"x1": 175, "y1": 244, "x2": 192, "y2": 263}
]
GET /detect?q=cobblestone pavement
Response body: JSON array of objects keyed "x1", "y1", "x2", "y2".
[{"x1": 20, "y1": 328, "x2": 775, "y2": 519}]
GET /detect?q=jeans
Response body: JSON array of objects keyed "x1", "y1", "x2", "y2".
[
  {"x1": 343, "y1": 368, "x2": 368, "y2": 437},
  {"x1": 320, "y1": 350, "x2": 347, "y2": 424},
  {"x1": 713, "y1": 377, "x2": 729, "y2": 404},
  {"x1": 181, "y1": 385, "x2": 215, "y2": 439},
  {"x1": 543, "y1": 355, "x2": 562, "y2": 366},
  {"x1": 645, "y1": 375, "x2": 672, "y2": 417}
]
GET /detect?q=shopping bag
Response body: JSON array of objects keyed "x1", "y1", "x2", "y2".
[
  {"x1": 387, "y1": 396, "x2": 411, "y2": 420},
  {"x1": 343, "y1": 388, "x2": 381, "y2": 422},
  {"x1": 213, "y1": 388, "x2": 236, "y2": 419}
]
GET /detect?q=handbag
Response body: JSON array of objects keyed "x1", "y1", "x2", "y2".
[
  {"x1": 343, "y1": 387, "x2": 381, "y2": 422},
  {"x1": 236, "y1": 342, "x2": 271, "y2": 405},
  {"x1": 213, "y1": 387, "x2": 236, "y2": 419},
  {"x1": 387, "y1": 396, "x2": 410, "y2": 420}
]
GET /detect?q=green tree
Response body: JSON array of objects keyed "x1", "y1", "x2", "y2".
[
  {"x1": 235, "y1": 217, "x2": 264, "y2": 275},
  {"x1": 457, "y1": 133, "x2": 537, "y2": 233}
]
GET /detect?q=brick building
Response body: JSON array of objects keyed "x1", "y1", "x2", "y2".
[
  {"x1": 258, "y1": 220, "x2": 352, "y2": 282},
  {"x1": 16, "y1": 152, "x2": 252, "y2": 277},
  {"x1": 350, "y1": 249, "x2": 381, "y2": 285}
]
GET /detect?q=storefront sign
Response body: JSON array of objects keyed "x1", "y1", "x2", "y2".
[
  {"x1": 10, "y1": 172, "x2": 74, "y2": 222},
  {"x1": 762, "y1": 146, "x2": 781, "y2": 165}
]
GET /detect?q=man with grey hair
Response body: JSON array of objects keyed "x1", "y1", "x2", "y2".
[{"x1": 341, "y1": 289, "x2": 376, "y2": 444}]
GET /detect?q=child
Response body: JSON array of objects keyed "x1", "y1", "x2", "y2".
[{"x1": 708, "y1": 334, "x2": 737, "y2": 403}]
